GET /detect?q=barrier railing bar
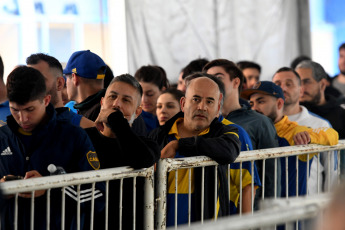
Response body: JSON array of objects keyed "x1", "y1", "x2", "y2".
[
  {"x1": 105, "y1": 181, "x2": 109, "y2": 230},
  {"x1": 239, "y1": 162, "x2": 242, "y2": 216},
  {"x1": 174, "y1": 170, "x2": 178, "y2": 228},
  {"x1": 133, "y1": 177, "x2": 137, "y2": 230},
  {"x1": 90, "y1": 182, "x2": 95, "y2": 230},
  {"x1": 201, "y1": 166, "x2": 205, "y2": 224},
  {"x1": 30, "y1": 191, "x2": 34, "y2": 230},
  {"x1": 188, "y1": 168, "x2": 191, "y2": 226},
  {"x1": 61, "y1": 187, "x2": 65, "y2": 230},
  {"x1": 173, "y1": 194, "x2": 331, "y2": 230},
  {"x1": 262, "y1": 159, "x2": 265, "y2": 200},
  {"x1": 46, "y1": 189, "x2": 50, "y2": 230},
  {"x1": 317, "y1": 153, "x2": 320, "y2": 194},
  {"x1": 214, "y1": 166, "x2": 217, "y2": 221}
]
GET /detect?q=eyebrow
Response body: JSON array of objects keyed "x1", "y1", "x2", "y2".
[
  {"x1": 254, "y1": 96, "x2": 265, "y2": 102},
  {"x1": 193, "y1": 95, "x2": 215, "y2": 101},
  {"x1": 109, "y1": 91, "x2": 133, "y2": 100}
]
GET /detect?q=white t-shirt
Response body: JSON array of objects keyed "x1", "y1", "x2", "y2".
[{"x1": 288, "y1": 106, "x2": 337, "y2": 195}]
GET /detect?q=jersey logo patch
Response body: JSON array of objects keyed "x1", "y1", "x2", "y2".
[
  {"x1": 87, "y1": 151, "x2": 100, "y2": 170},
  {"x1": 1, "y1": 147, "x2": 12, "y2": 156}
]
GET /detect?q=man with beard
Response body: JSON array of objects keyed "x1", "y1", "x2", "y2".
[
  {"x1": 295, "y1": 60, "x2": 345, "y2": 139},
  {"x1": 26, "y1": 53, "x2": 94, "y2": 128},
  {"x1": 241, "y1": 81, "x2": 339, "y2": 197},
  {"x1": 85, "y1": 74, "x2": 160, "y2": 229},
  {"x1": 332, "y1": 43, "x2": 345, "y2": 96},
  {"x1": 272, "y1": 67, "x2": 337, "y2": 194}
]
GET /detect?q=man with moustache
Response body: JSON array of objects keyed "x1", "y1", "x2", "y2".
[
  {"x1": 272, "y1": 67, "x2": 337, "y2": 194},
  {"x1": 296, "y1": 60, "x2": 345, "y2": 140},
  {"x1": 241, "y1": 81, "x2": 339, "y2": 197},
  {"x1": 150, "y1": 73, "x2": 241, "y2": 226}
]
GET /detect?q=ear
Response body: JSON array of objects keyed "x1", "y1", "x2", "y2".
[
  {"x1": 100, "y1": 97, "x2": 104, "y2": 107},
  {"x1": 135, "y1": 106, "x2": 143, "y2": 118},
  {"x1": 277, "y1": 98, "x2": 284, "y2": 110},
  {"x1": 72, "y1": 73, "x2": 79, "y2": 86},
  {"x1": 320, "y1": 79, "x2": 327, "y2": 92},
  {"x1": 44, "y1": 95, "x2": 51, "y2": 106},
  {"x1": 180, "y1": 96, "x2": 186, "y2": 112},
  {"x1": 233, "y1": 78, "x2": 240, "y2": 89},
  {"x1": 56, "y1": 76, "x2": 65, "y2": 91},
  {"x1": 218, "y1": 93, "x2": 223, "y2": 113}
]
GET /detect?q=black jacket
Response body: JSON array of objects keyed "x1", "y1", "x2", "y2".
[
  {"x1": 149, "y1": 112, "x2": 241, "y2": 222},
  {"x1": 302, "y1": 95, "x2": 345, "y2": 139},
  {"x1": 74, "y1": 89, "x2": 105, "y2": 121},
  {"x1": 85, "y1": 111, "x2": 160, "y2": 229}
]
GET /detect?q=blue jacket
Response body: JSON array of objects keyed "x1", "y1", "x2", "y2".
[{"x1": 0, "y1": 104, "x2": 102, "y2": 230}]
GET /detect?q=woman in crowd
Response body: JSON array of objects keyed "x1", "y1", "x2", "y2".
[
  {"x1": 135, "y1": 65, "x2": 169, "y2": 133},
  {"x1": 156, "y1": 88, "x2": 184, "y2": 125}
]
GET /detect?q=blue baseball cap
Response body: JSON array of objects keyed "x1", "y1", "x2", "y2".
[
  {"x1": 241, "y1": 81, "x2": 285, "y2": 101},
  {"x1": 63, "y1": 50, "x2": 106, "y2": 79}
]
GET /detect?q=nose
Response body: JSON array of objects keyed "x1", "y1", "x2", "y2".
[
  {"x1": 250, "y1": 103, "x2": 258, "y2": 111},
  {"x1": 198, "y1": 99, "x2": 207, "y2": 111},
  {"x1": 19, "y1": 111, "x2": 28, "y2": 123},
  {"x1": 160, "y1": 105, "x2": 168, "y2": 113},
  {"x1": 112, "y1": 98, "x2": 121, "y2": 110},
  {"x1": 142, "y1": 94, "x2": 149, "y2": 103}
]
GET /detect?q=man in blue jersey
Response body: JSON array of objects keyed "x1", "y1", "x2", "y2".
[
  {"x1": 0, "y1": 56, "x2": 11, "y2": 126},
  {"x1": 241, "y1": 81, "x2": 339, "y2": 197},
  {"x1": 150, "y1": 73, "x2": 241, "y2": 226},
  {"x1": 0, "y1": 66, "x2": 102, "y2": 230},
  {"x1": 184, "y1": 72, "x2": 261, "y2": 214},
  {"x1": 26, "y1": 53, "x2": 94, "y2": 128}
]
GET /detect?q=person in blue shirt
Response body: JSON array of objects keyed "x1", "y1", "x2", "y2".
[
  {"x1": 0, "y1": 56, "x2": 11, "y2": 126},
  {"x1": 150, "y1": 73, "x2": 241, "y2": 226},
  {"x1": 135, "y1": 65, "x2": 169, "y2": 134},
  {"x1": 0, "y1": 66, "x2": 103, "y2": 230},
  {"x1": 184, "y1": 72, "x2": 261, "y2": 214}
]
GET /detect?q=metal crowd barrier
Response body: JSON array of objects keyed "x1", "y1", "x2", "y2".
[
  {"x1": 172, "y1": 193, "x2": 331, "y2": 230},
  {"x1": 156, "y1": 140, "x2": 345, "y2": 229},
  {"x1": 1, "y1": 141, "x2": 345, "y2": 230},
  {"x1": 0, "y1": 166, "x2": 155, "y2": 230}
]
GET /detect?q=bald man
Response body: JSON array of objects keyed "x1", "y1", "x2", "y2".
[{"x1": 150, "y1": 73, "x2": 241, "y2": 227}]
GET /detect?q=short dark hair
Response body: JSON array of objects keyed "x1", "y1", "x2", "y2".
[
  {"x1": 109, "y1": 74, "x2": 143, "y2": 105},
  {"x1": 161, "y1": 88, "x2": 184, "y2": 104},
  {"x1": 0, "y1": 56, "x2": 4, "y2": 81},
  {"x1": 290, "y1": 55, "x2": 311, "y2": 69},
  {"x1": 339, "y1": 43, "x2": 345, "y2": 51},
  {"x1": 134, "y1": 65, "x2": 169, "y2": 90},
  {"x1": 296, "y1": 60, "x2": 327, "y2": 82},
  {"x1": 7, "y1": 66, "x2": 47, "y2": 104},
  {"x1": 26, "y1": 53, "x2": 63, "y2": 77},
  {"x1": 274, "y1": 67, "x2": 302, "y2": 85},
  {"x1": 237, "y1": 61, "x2": 261, "y2": 73},
  {"x1": 203, "y1": 59, "x2": 244, "y2": 93},
  {"x1": 181, "y1": 58, "x2": 209, "y2": 79}
]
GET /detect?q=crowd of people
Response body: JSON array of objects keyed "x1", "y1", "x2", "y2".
[{"x1": 0, "y1": 43, "x2": 344, "y2": 229}]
